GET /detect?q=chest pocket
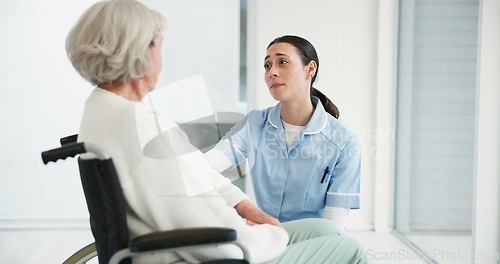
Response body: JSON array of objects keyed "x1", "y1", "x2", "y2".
[{"x1": 303, "y1": 159, "x2": 332, "y2": 210}]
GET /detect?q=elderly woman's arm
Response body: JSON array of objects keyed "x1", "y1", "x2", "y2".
[
  {"x1": 206, "y1": 163, "x2": 281, "y2": 227},
  {"x1": 235, "y1": 199, "x2": 281, "y2": 227}
]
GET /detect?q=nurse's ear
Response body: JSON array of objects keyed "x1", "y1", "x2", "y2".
[{"x1": 305, "y1": 60, "x2": 317, "y2": 80}]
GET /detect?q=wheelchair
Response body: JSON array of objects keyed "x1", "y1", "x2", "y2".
[{"x1": 41, "y1": 112, "x2": 249, "y2": 264}]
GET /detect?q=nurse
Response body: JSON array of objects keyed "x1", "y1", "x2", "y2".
[{"x1": 206, "y1": 35, "x2": 361, "y2": 231}]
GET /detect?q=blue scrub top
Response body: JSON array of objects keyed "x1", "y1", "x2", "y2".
[{"x1": 215, "y1": 97, "x2": 361, "y2": 222}]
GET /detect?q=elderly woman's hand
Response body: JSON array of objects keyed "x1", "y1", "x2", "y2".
[{"x1": 235, "y1": 199, "x2": 282, "y2": 228}]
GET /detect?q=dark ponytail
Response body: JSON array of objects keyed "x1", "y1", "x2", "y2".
[
  {"x1": 311, "y1": 87, "x2": 340, "y2": 119},
  {"x1": 267, "y1": 35, "x2": 340, "y2": 119}
]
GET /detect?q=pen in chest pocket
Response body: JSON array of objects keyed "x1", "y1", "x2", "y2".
[{"x1": 320, "y1": 166, "x2": 331, "y2": 184}]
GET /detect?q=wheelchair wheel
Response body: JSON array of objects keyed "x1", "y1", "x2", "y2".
[{"x1": 63, "y1": 242, "x2": 98, "y2": 264}]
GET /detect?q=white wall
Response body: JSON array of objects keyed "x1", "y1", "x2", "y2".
[
  {"x1": 0, "y1": 0, "x2": 241, "y2": 227},
  {"x1": 247, "y1": 0, "x2": 396, "y2": 231},
  {"x1": 472, "y1": 0, "x2": 500, "y2": 261},
  {"x1": 0, "y1": 0, "x2": 98, "y2": 226}
]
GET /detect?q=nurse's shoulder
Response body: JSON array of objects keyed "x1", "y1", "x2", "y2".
[{"x1": 320, "y1": 114, "x2": 359, "y2": 150}]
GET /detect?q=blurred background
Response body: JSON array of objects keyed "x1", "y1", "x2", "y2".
[{"x1": 0, "y1": 0, "x2": 498, "y2": 263}]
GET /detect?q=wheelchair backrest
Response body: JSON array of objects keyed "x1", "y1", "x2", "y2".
[{"x1": 78, "y1": 157, "x2": 131, "y2": 264}]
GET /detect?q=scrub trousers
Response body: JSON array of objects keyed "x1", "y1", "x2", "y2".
[{"x1": 264, "y1": 218, "x2": 366, "y2": 264}]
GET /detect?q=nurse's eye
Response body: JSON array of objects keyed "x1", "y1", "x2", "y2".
[{"x1": 279, "y1": 59, "x2": 288, "y2": 65}]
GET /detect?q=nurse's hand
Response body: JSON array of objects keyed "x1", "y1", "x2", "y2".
[{"x1": 235, "y1": 199, "x2": 282, "y2": 228}]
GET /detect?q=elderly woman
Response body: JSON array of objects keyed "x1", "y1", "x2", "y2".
[{"x1": 66, "y1": 0, "x2": 366, "y2": 263}]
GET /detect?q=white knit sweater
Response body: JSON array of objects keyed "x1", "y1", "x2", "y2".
[{"x1": 78, "y1": 88, "x2": 288, "y2": 263}]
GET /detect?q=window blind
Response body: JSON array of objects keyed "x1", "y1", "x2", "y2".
[{"x1": 395, "y1": 0, "x2": 479, "y2": 232}]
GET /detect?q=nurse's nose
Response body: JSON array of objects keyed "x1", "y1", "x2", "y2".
[{"x1": 268, "y1": 65, "x2": 279, "y2": 78}]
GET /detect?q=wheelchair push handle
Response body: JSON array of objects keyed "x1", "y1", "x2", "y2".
[
  {"x1": 41, "y1": 143, "x2": 86, "y2": 164},
  {"x1": 60, "y1": 134, "x2": 78, "y2": 146}
]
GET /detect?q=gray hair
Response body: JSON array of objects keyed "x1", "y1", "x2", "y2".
[{"x1": 66, "y1": 0, "x2": 166, "y2": 85}]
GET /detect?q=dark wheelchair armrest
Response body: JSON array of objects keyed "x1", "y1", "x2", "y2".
[
  {"x1": 130, "y1": 227, "x2": 236, "y2": 252},
  {"x1": 111, "y1": 228, "x2": 249, "y2": 264}
]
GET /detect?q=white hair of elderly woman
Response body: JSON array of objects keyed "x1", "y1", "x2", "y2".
[{"x1": 66, "y1": 0, "x2": 166, "y2": 86}]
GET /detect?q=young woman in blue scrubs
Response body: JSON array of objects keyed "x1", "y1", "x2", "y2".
[{"x1": 206, "y1": 35, "x2": 361, "y2": 231}]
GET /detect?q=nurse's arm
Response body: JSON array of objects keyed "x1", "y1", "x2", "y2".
[{"x1": 323, "y1": 206, "x2": 350, "y2": 232}]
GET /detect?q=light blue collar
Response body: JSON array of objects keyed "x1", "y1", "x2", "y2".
[{"x1": 267, "y1": 96, "x2": 328, "y2": 135}]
